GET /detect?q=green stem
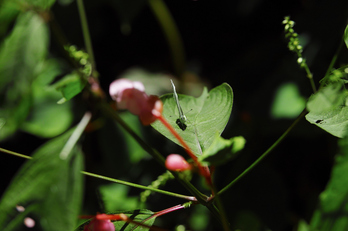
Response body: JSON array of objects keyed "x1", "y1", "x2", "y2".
[
  {"x1": 217, "y1": 109, "x2": 307, "y2": 196},
  {"x1": 81, "y1": 171, "x2": 196, "y2": 201},
  {"x1": 76, "y1": 0, "x2": 96, "y2": 69},
  {"x1": 210, "y1": 185, "x2": 230, "y2": 231},
  {"x1": 148, "y1": 0, "x2": 186, "y2": 76},
  {"x1": 0, "y1": 148, "x2": 32, "y2": 160}
]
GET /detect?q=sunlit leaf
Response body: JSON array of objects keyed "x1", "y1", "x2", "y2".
[
  {"x1": 198, "y1": 134, "x2": 246, "y2": 166},
  {"x1": 54, "y1": 72, "x2": 86, "y2": 103},
  {"x1": 0, "y1": 130, "x2": 84, "y2": 231},
  {"x1": 306, "y1": 82, "x2": 348, "y2": 138},
  {"x1": 271, "y1": 83, "x2": 306, "y2": 119},
  {"x1": 309, "y1": 134, "x2": 348, "y2": 230},
  {"x1": 151, "y1": 83, "x2": 233, "y2": 156}
]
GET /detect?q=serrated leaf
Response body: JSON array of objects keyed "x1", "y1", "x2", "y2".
[
  {"x1": 198, "y1": 135, "x2": 246, "y2": 166},
  {"x1": 309, "y1": 135, "x2": 348, "y2": 230},
  {"x1": 306, "y1": 82, "x2": 348, "y2": 138},
  {"x1": 0, "y1": 11, "x2": 49, "y2": 140},
  {"x1": 54, "y1": 72, "x2": 86, "y2": 103},
  {"x1": 151, "y1": 83, "x2": 233, "y2": 156},
  {"x1": 0, "y1": 130, "x2": 84, "y2": 231},
  {"x1": 76, "y1": 209, "x2": 156, "y2": 231}
]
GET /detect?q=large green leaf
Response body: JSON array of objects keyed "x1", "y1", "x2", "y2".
[
  {"x1": 151, "y1": 83, "x2": 233, "y2": 156},
  {"x1": 306, "y1": 82, "x2": 348, "y2": 138},
  {"x1": 309, "y1": 134, "x2": 348, "y2": 230},
  {"x1": 0, "y1": 130, "x2": 84, "y2": 231},
  {"x1": 0, "y1": 11, "x2": 49, "y2": 140}
]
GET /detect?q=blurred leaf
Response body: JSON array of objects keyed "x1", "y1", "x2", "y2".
[
  {"x1": 306, "y1": 82, "x2": 348, "y2": 138},
  {"x1": 271, "y1": 83, "x2": 306, "y2": 119},
  {"x1": 76, "y1": 210, "x2": 156, "y2": 231},
  {"x1": 54, "y1": 72, "x2": 86, "y2": 104},
  {"x1": 0, "y1": 130, "x2": 84, "y2": 231},
  {"x1": 21, "y1": 59, "x2": 73, "y2": 137},
  {"x1": 99, "y1": 184, "x2": 138, "y2": 212},
  {"x1": 297, "y1": 220, "x2": 310, "y2": 231},
  {"x1": 118, "y1": 112, "x2": 147, "y2": 163},
  {"x1": 0, "y1": 11, "x2": 49, "y2": 140},
  {"x1": 309, "y1": 134, "x2": 348, "y2": 230},
  {"x1": 198, "y1": 134, "x2": 246, "y2": 166},
  {"x1": 152, "y1": 83, "x2": 233, "y2": 156},
  {"x1": 232, "y1": 210, "x2": 263, "y2": 231},
  {"x1": 344, "y1": 24, "x2": 348, "y2": 49}
]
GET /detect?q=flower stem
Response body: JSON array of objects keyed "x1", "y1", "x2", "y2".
[{"x1": 217, "y1": 108, "x2": 307, "y2": 196}]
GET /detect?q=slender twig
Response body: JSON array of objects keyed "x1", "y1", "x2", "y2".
[
  {"x1": 0, "y1": 148, "x2": 32, "y2": 160},
  {"x1": 217, "y1": 109, "x2": 307, "y2": 196},
  {"x1": 76, "y1": 0, "x2": 96, "y2": 69},
  {"x1": 81, "y1": 171, "x2": 196, "y2": 201},
  {"x1": 148, "y1": 0, "x2": 186, "y2": 76}
]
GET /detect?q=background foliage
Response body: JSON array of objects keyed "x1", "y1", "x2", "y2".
[{"x1": 1, "y1": 0, "x2": 348, "y2": 230}]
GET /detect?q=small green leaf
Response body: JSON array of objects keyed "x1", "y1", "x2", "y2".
[
  {"x1": 198, "y1": 134, "x2": 246, "y2": 166},
  {"x1": 271, "y1": 83, "x2": 306, "y2": 119},
  {"x1": 151, "y1": 83, "x2": 233, "y2": 156},
  {"x1": 344, "y1": 24, "x2": 348, "y2": 49},
  {"x1": 99, "y1": 184, "x2": 138, "y2": 212},
  {"x1": 54, "y1": 72, "x2": 86, "y2": 103},
  {"x1": 309, "y1": 135, "x2": 348, "y2": 230},
  {"x1": 306, "y1": 82, "x2": 348, "y2": 138},
  {"x1": 0, "y1": 130, "x2": 84, "y2": 231}
]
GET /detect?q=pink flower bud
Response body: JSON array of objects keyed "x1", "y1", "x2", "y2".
[
  {"x1": 165, "y1": 154, "x2": 191, "y2": 171},
  {"x1": 83, "y1": 214, "x2": 115, "y2": 231},
  {"x1": 109, "y1": 78, "x2": 162, "y2": 125}
]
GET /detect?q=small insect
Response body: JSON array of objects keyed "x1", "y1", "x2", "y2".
[
  {"x1": 316, "y1": 119, "x2": 324, "y2": 124},
  {"x1": 170, "y1": 79, "x2": 187, "y2": 131}
]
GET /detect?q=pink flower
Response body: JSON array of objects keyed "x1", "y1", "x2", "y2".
[
  {"x1": 165, "y1": 154, "x2": 191, "y2": 171},
  {"x1": 109, "y1": 79, "x2": 162, "y2": 125},
  {"x1": 83, "y1": 214, "x2": 119, "y2": 231}
]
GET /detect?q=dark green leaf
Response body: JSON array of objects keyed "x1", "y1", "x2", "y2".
[
  {"x1": 151, "y1": 83, "x2": 233, "y2": 156},
  {"x1": 0, "y1": 11, "x2": 49, "y2": 140},
  {"x1": 198, "y1": 135, "x2": 246, "y2": 166},
  {"x1": 54, "y1": 72, "x2": 86, "y2": 103},
  {"x1": 306, "y1": 82, "x2": 348, "y2": 137},
  {"x1": 99, "y1": 184, "x2": 138, "y2": 212},
  {"x1": 310, "y1": 135, "x2": 348, "y2": 230},
  {"x1": 0, "y1": 130, "x2": 84, "y2": 231}
]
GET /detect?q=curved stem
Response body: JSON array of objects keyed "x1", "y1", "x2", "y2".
[
  {"x1": 148, "y1": 0, "x2": 186, "y2": 76},
  {"x1": 81, "y1": 171, "x2": 196, "y2": 201},
  {"x1": 217, "y1": 109, "x2": 307, "y2": 196}
]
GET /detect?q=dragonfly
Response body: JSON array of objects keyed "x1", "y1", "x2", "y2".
[{"x1": 170, "y1": 79, "x2": 187, "y2": 131}]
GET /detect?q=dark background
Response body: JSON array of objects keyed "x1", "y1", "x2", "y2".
[{"x1": 2, "y1": 0, "x2": 348, "y2": 230}]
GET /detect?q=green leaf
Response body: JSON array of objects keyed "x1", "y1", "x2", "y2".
[
  {"x1": 271, "y1": 83, "x2": 306, "y2": 119},
  {"x1": 20, "y1": 59, "x2": 73, "y2": 138},
  {"x1": 305, "y1": 82, "x2": 348, "y2": 138},
  {"x1": 198, "y1": 135, "x2": 246, "y2": 166},
  {"x1": 54, "y1": 72, "x2": 86, "y2": 103},
  {"x1": 344, "y1": 24, "x2": 348, "y2": 49},
  {"x1": 309, "y1": 135, "x2": 348, "y2": 230},
  {"x1": 76, "y1": 209, "x2": 156, "y2": 231},
  {"x1": 0, "y1": 130, "x2": 84, "y2": 231},
  {"x1": 0, "y1": 11, "x2": 49, "y2": 140},
  {"x1": 151, "y1": 83, "x2": 233, "y2": 156}
]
